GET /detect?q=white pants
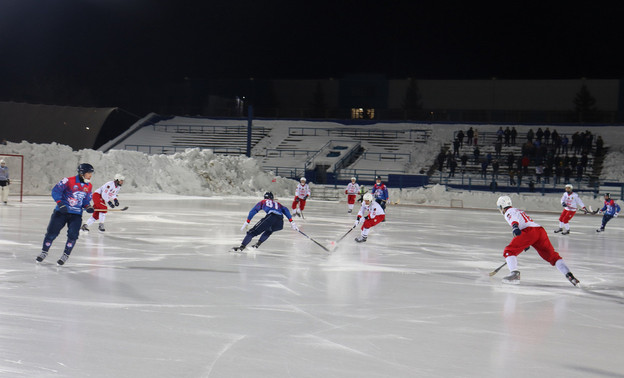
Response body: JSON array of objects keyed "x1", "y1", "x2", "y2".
[{"x1": 0, "y1": 185, "x2": 8, "y2": 203}]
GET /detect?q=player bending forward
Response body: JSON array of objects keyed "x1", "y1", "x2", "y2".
[
  {"x1": 496, "y1": 196, "x2": 579, "y2": 286},
  {"x1": 82, "y1": 174, "x2": 125, "y2": 232},
  {"x1": 555, "y1": 184, "x2": 588, "y2": 235},
  {"x1": 353, "y1": 193, "x2": 385, "y2": 242},
  {"x1": 233, "y1": 192, "x2": 299, "y2": 251},
  {"x1": 596, "y1": 193, "x2": 620, "y2": 232}
]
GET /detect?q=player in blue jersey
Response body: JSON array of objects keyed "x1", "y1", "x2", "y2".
[
  {"x1": 596, "y1": 193, "x2": 620, "y2": 232},
  {"x1": 233, "y1": 192, "x2": 299, "y2": 251},
  {"x1": 36, "y1": 163, "x2": 95, "y2": 265},
  {"x1": 372, "y1": 176, "x2": 389, "y2": 211}
]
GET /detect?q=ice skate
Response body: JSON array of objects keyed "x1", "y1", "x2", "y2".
[
  {"x1": 502, "y1": 270, "x2": 520, "y2": 284},
  {"x1": 98, "y1": 223, "x2": 106, "y2": 232},
  {"x1": 348, "y1": 209, "x2": 352, "y2": 213},
  {"x1": 57, "y1": 253, "x2": 70, "y2": 266},
  {"x1": 554, "y1": 228, "x2": 563, "y2": 233},
  {"x1": 81, "y1": 224, "x2": 89, "y2": 232},
  {"x1": 232, "y1": 244, "x2": 246, "y2": 252},
  {"x1": 596, "y1": 227, "x2": 604, "y2": 233},
  {"x1": 566, "y1": 272, "x2": 580, "y2": 286},
  {"x1": 251, "y1": 241, "x2": 263, "y2": 248},
  {"x1": 354, "y1": 235, "x2": 367, "y2": 243},
  {"x1": 561, "y1": 230, "x2": 570, "y2": 235},
  {"x1": 35, "y1": 251, "x2": 48, "y2": 262}
]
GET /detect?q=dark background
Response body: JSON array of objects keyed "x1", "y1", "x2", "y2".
[{"x1": 1, "y1": 1, "x2": 622, "y2": 115}]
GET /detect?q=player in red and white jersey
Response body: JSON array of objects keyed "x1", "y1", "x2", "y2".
[
  {"x1": 344, "y1": 177, "x2": 360, "y2": 213},
  {"x1": 353, "y1": 193, "x2": 385, "y2": 242},
  {"x1": 555, "y1": 184, "x2": 588, "y2": 235},
  {"x1": 82, "y1": 174, "x2": 125, "y2": 232},
  {"x1": 292, "y1": 177, "x2": 311, "y2": 217},
  {"x1": 496, "y1": 195, "x2": 579, "y2": 286}
]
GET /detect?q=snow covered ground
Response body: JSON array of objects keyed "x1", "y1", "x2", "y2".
[
  {"x1": 1, "y1": 195, "x2": 623, "y2": 378},
  {"x1": 1, "y1": 122, "x2": 623, "y2": 377}
]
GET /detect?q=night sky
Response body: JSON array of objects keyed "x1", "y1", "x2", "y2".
[{"x1": 1, "y1": 0, "x2": 622, "y2": 111}]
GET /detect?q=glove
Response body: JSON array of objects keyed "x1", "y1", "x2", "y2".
[
  {"x1": 345, "y1": 190, "x2": 348, "y2": 194},
  {"x1": 57, "y1": 203, "x2": 68, "y2": 214},
  {"x1": 295, "y1": 197, "x2": 300, "y2": 202},
  {"x1": 582, "y1": 207, "x2": 588, "y2": 214},
  {"x1": 241, "y1": 221, "x2": 249, "y2": 232},
  {"x1": 354, "y1": 218, "x2": 361, "y2": 227},
  {"x1": 114, "y1": 198, "x2": 119, "y2": 207},
  {"x1": 6, "y1": 179, "x2": 8, "y2": 185},
  {"x1": 108, "y1": 201, "x2": 115, "y2": 208},
  {"x1": 615, "y1": 213, "x2": 619, "y2": 218},
  {"x1": 290, "y1": 221, "x2": 299, "y2": 231},
  {"x1": 562, "y1": 203, "x2": 566, "y2": 208},
  {"x1": 512, "y1": 224, "x2": 521, "y2": 237},
  {"x1": 85, "y1": 205, "x2": 94, "y2": 214},
  {"x1": 304, "y1": 195, "x2": 309, "y2": 200}
]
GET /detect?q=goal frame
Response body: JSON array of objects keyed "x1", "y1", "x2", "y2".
[{"x1": 0, "y1": 154, "x2": 24, "y2": 202}]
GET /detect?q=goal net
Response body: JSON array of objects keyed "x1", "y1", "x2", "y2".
[{"x1": 0, "y1": 154, "x2": 24, "y2": 202}]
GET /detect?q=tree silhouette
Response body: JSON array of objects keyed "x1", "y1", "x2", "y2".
[{"x1": 573, "y1": 84, "x2": 597, "y2": 122}]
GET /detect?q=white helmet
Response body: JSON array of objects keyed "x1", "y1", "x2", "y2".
[
  {"x1": 351, "y1": 176, "x2": 356, "y2": 181},
  {"x1": 114, "y1": 173, "x2": 125, "y2": 181},
  {"x1": 300, "y1": 177, "x2": 306, "y2": 183},
  {"x1": 363, "y1": 193, "x2": 373, "y2": 202},
  {"x1": 496, "y1": 196, "x2": 513, "y2": 213},
  {"x1": 565, "y1": 184, "x2": 573, "y2": 190},
  {"x1": 0, "y1": 159, "x2": 5, "y2": 165}
]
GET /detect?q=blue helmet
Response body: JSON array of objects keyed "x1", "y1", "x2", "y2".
[
  {"x1": 264, "y1": 192, "x2": 274, "y2": 200},
  {"x1": 77, "y1": 163, "x2": 94, "y2": 176}
]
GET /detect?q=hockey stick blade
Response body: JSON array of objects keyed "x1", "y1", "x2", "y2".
[
  {"x1": 94, "y1": 206, "x2": 129, "y2": 212},
  {"x1": 297, "y1": 230, "x2": 329, "y2": 252},
  {"x1": 489, "y1": 262, "x2": 507, "y2": 277}
]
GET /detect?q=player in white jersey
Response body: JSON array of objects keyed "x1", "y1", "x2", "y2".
[
  {"x1": 353, "y1": 193, "x2": 385, "y2": 242},
  {"x1": 82, "y1": 174, "x2": 125, "y2": 232},
  {"x1": 496, "y1": 196, "x2": 579, "y2": 286},
  {"x1": 291, "y1": 177, "x2": 311, "y2": 217},
  {"x1": 555, "y1": 184, "x2": 588, "y2": 235},
  {"x1": 344, "y1": 177, "x2": 360, "y2": 213}
]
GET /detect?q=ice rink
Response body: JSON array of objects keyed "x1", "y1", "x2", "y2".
[{"x1": 1, "y1": 194, "x2": 624, "y2": 378}]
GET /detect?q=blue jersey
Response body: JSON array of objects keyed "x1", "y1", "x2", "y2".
[
  {"x1": 51, "y1": 175, "x2": 93, "y2": 215},
  {"x1": 373, "y1": 183, "x2": 389, "y2": 201},
  {"x1": 247, "y1": 199, "x2": 293, "y2": 222},
  {"x1": 600, "y1": 199, "x2": 620, "y2": 216}
]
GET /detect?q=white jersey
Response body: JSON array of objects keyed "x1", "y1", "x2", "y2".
[
  {"x1": 561, "y1": 192, "x2": 585, "y2": 212},
  {"x1": 345, "y1": 182, "x2": 360, "y2": 195},
  {"x1": 94, "y1": 180, "x2": 121, "y2": 202},
  {"x1": 503, "y1": 207, "x2": 540, "y2": 230},
  {"x1": 357, "y1": 200, "x2": 385, "y2": 220},
  {"x1": 295, "y1": 183, "x2": 311, "y2": 199}
]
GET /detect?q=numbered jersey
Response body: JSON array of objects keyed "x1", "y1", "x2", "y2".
[
  {"x1": 503, "y1": 207, "x2": 541, "y2": 230},
  {"x1": 247, "y1": 199, "x2": 293, "y2": 221}
]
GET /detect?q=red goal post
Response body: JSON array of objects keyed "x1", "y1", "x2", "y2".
[{"x1": 0, "y1": 154, "x2": 23, "y2": 202}]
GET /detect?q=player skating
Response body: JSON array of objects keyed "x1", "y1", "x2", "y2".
[
  {"x1": 353, "y1": 193, "x2": 386, "y2": 242},
  {"x1": 291, "y1": 177, "x2": 310, "y2": 217},
  {"x1": 595, "y1": 193, "x2": 620, "y2": 232},
  {"x1": 373, "y1": 176, "x2": 389, "y2": 211},
  {"x1": 496, "y1": 196, "x2": 579, "y2": 286},
  {"x1": 82, "y1": 174, "x2": 125, "y2": 232},
  {"x1": 233, "y1": 192, "x2": 299, "y2": 251},
  {"x1": 345, "y1": 176, "x2": 360, "y2": 213},
  {"x1": 36, "y1": 163, "x2": 95, "y2": 266},
  {"x1": 554, "y1": 184, "x2": 588, "y2": 235}
]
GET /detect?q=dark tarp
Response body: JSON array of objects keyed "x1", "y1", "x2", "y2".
[{"x1": 0, "y1": 102, "x2": 116, "y2": 150}]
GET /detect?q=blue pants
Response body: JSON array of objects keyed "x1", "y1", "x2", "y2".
[
  {"x1": 242, "y1": 213, "x2": 284, "y2": 246},
  {"x1": 42, "y1": 210, "x2": 82, "y2": 255},
  {"x1": 601, "y1": 214, "x2": 614, "y2": 229}
]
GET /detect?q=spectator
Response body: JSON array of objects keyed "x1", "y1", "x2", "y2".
[
  {"x1": 460, "y1": 153, "x2": 468, "y2": 173},
  {"x1": 453, "y1": 138, "x2": 460, "y2": 157},
  {"x1": 504, "y1": 127, "x2": 511, "y2": 147},
  {"x1": 535, "y1": 164, "x2": 544, "y2": 183},
  {"x1": 544, "y1": 128, "x2": 551, "y2": 145},
  {"x1": 492, "y1": 160, "x2": 500, "y2": 180},
  {"x1": 510, "y1": 127, "x2": 517, "y2": 145},
  {"x1": 527, "y1": 129, "x2": 534, "y2": 143},
  {"x1": 466, "y1": 127, "x2": 474, "y2": 146},
  {"x1": 456, "y1": 129, "x2": 465, "y2": 148}
]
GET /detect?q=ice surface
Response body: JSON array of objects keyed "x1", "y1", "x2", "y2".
[{"x1": 1, "y1": 194, "x2": 623, "y2": 378}]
